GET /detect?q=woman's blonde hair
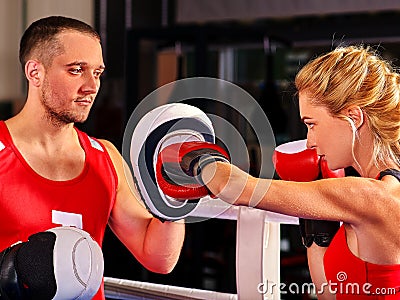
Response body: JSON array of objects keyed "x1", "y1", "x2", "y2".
[{"x1": 295, "y1": 45, "x2": 400, "y2": 169}]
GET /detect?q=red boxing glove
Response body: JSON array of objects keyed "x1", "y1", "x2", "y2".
[
  {"x1": 320, "y1": 157, "x2": 345, "y2": 179},
  {"x1": 273, "y1": 139, "x2": 345, "y2": 181},
  {"x1": 273, "y1": 140, "x2": 320, "y2": 182},
  {"x1": 156, "y1": 141, "x2": 230, "y2": 200},
  {"x1": 272, "y1": 139, "x2": 344, "y2": 248}
]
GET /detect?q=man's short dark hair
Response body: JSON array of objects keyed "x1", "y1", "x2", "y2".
[{"x1": 19, "y1": 16, "x2": 101, "y2": 69}]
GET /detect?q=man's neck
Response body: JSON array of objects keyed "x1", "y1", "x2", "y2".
[{"x1": 5, "y1": 111, "x2": 77, "y2": 150}]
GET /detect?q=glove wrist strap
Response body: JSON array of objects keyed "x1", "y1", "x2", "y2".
[
  {"x1": 299, "y1": 218, "x2": 340, "y2": 248},
  {"x1": 195, "y1": 155, "x2": 230, "y2": 185}
]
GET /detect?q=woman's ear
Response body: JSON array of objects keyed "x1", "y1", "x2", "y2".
[
  {"x1": 25, "y1": 60, "x2": 43, "y2": 87},
  {"x1": 346, "y1": 105, "x2": 364, "y2": 129}
]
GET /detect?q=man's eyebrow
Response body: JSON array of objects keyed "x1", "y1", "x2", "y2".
[
  {"x1": 301, "y1": 116, "x2": 312, "y2": 122},
  {"x1": 65, "y1": 61, "x2": 105, "y2": 69},
  {"x1": 65, "y1": 61, "x2": 86, "y2": 67}
]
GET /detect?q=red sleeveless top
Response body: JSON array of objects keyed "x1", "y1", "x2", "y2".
[
  {"x1": 0, "y1": 121, "x2": 118, "y2": 299},
  {"x1": 323, "y1": 169, "x2": 400, "y2": 299}
]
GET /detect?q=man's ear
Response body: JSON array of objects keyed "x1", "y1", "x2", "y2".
[
  {"x1": 346, "y1": 105, "x2": 364, "y2": 129},
  {"x1": 25, "y1": 60, "x2": 44, "y2": 87}
]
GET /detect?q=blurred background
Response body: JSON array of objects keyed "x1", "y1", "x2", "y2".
[{"x1": 2, "y1": 1, "x2": 400, "y2": 299}]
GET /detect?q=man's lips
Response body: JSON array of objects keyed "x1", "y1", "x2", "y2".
[{"x1": 74, "y1": 98, "x2": 93, "y2": 105}]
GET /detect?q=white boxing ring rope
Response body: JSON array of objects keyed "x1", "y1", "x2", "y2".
[
  {"x1": 104, "y1": 198, "x2": 299, "y2": 300},
  {"x1": 104, "y1": 277, "x2": 237, "y2": 300}
]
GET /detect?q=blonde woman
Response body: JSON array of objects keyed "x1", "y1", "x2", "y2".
[{"x1": 159, "y1": 46, "x2": 400, "y2": 299}]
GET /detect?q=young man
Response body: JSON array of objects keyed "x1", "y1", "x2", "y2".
[{"x1": 0, "y1": 16, "x2": 184, "y2": 299}]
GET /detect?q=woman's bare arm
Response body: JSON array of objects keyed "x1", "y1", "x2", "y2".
[{"x1": 202, "y1": 162, "x2": 394, "y2": 225}]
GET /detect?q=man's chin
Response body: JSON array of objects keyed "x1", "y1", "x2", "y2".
[
  {"x1": 73, "y1": 113, "x2": 90, "y2": 124},
  {"x1": 74, "y1": 118, "x2": 88, "y2": 124}
]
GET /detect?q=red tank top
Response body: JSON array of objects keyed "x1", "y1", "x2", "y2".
[
  {"x1": 323, "y1": 170, "x2": 400, "y2": 299},
  {"x1": 0, "y1": 121, "x2": 118, "y2": 299}
]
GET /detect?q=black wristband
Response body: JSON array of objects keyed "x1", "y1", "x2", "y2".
[
  {"x1": 377, "y1": 168, "x2": 400, "y2": 180},
  {"x1": 299, "y1": 218, "x2": 340, "y2": 248}
]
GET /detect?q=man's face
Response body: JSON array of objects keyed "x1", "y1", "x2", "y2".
[{"x1": 40, "y1": 31, "x2": 105, "y2": 125}]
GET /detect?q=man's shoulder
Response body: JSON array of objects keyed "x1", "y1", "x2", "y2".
[
  {"x1": 95, "y1": 138, "x2": 122, "y2": 166},
  {"x1": 96, "y1": 138, "x2": 117, "y2": 153}
]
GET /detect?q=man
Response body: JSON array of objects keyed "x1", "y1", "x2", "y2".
[{"x1": 0, "y1": 16, "x2": 184, "y2": 299}]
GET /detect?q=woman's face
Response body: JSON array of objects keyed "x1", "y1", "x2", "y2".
[{"x1": 299, "y1": 91, "x2": 354, "y2": 170}]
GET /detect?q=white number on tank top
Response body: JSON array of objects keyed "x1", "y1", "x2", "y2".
[{"x1": 52, "y1": 210, "x2": 83, "y2": 229}]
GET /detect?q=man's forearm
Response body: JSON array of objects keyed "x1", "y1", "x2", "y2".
[{"x1": 142, "y1": 218, "x2": 185, "y2": 274}]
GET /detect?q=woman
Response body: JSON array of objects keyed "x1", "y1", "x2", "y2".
[{"x1": 200, "y1": 46, "x2": 400, "y2": 299}]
